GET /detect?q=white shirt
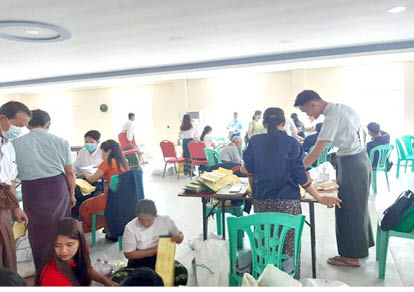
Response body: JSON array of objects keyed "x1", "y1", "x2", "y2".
[
  {"x1": 0, "y1": 138, "x2": 18, "y2": 185},
  {"x1": 74, "y1": 146, "x2": 103, "y2": 169},
  {"x1": 122, "y1": 216, "x2": 181, "y2": 252},
  {"x1": 122, "y1": 120, "x2": 136, "y2": 142},
  {"x1": 317, "y1": 103, "x2": 364, "y2": 156},
  {"x1": 203, "y1": 134, "x2": 214, "y2": 149},
  {"x1": 284, "y1": 117, "x2": 297, "y2": 137},
  {"x1": 178, "y1": 126, "x2": 199, "y2": 140}
]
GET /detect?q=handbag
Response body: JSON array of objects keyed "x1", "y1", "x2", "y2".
[{"x1": 380, "y1": 190, "x2": 414, "y2": 231}]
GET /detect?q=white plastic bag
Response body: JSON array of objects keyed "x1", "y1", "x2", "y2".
[
  {"x1": 241, "y1": 264, "x2": 302, "y2": 287},
  {"x1": 16, "y1": 235, "x2": 35, "y2": 278},
  {"x1": 189, "y1": 236, "x2": 229, "y2": 286}
]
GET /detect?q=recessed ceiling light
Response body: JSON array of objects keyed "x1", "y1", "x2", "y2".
[
  {"x1": 387, "y1": 6, "x2": 406, "y2": 14},
  {"x1": 169, "y1": 36, "x2": 184, "y2": 41},
  {"x1": 25, "y1": 30, "x2": 39, "y2": 34}
]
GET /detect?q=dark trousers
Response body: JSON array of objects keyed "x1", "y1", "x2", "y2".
[{"x1": 71, "y1": 181, "x2": 103, "y2": 218}]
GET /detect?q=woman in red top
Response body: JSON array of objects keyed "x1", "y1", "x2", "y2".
[
  {"x1": 79, "y1": 140, "x2": 128, "y2": 233},
  {"x1": 37, "y1": 218, "x2": 117, "y2": 286}
]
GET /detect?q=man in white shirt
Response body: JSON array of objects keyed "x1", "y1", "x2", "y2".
[
  {"x1": 74, "y1": 130, "x2": 103, "y2": 172},
  {"x1": 0, "y1": 101, "x2": 31, "y2": 272},
  {"x1": 122, "y1": 113, "x2": 136, "y2": 142},
  {"x1": 295, "y1": 90, "x2": 373, "y2": 269},
  {"x1": 284, "y1": 116, "x2": 304, "y2": 142}
]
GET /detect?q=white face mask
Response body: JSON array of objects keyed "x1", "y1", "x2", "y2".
[{"x1": 2, "y1": 124, "x2": 21, "y2": 140}]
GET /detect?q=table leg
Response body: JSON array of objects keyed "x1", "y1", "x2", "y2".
[
  {"x1": 221, "y1": 199, "x2": 226, "y2": 240},
  {"x1": 202, "y1": 197, "x2": 208, "y2": 241},
  {"x1": 309, "y1": 202, "x2": 317, "y2": 278}
]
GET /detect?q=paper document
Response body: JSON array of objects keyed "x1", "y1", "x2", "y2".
[
  {"x1": 155, "y1": 237, "x2": 176, "y2": 286},
  {"x1": 13, "y1": 222, "x2": 27, "y2": 240}
]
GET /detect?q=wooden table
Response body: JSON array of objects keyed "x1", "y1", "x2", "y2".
[{"x1": 178, "y1": 189, "x2": 326, "y2": 278}]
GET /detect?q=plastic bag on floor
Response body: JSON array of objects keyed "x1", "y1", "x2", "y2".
[
  {"x1": 300, "y1": 278, "x2": 348, "y2": 287},
  {"x1": 241, "y1": 264, "x2": 302, "y2": 287},
  {"x1": 189, "y1": 237, "x2": 229, "y2": 286}
]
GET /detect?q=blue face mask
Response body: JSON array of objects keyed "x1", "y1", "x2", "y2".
[
  {"x1": 2, "y1": 125, "x2": 21, "y2": 140},
  {"x1": 85, "y1": 143, "x2": 97, "y2": 152}
]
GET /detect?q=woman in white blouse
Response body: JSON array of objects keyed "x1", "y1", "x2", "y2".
[
  {"x1": 200, "y1": 126, "x2": 216, "y2": 149},
  {"x1": 178, "y1": 114, "x2": 198, "y2": 176}
]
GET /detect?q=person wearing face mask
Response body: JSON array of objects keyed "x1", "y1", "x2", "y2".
[
  {"x1": 12, "y1": 109, "x2": 76, "y2": 273},
  {"x1": 74, "y1": 130, "x2": 103, "y2": 171},
  {"x1": 72, "y1": 131, "x2": 104, "y2": 219},
  {"x1": 0, "y1": 101, "x2": 31, "y2": 273},
  {"x1": 79, "y1": 140, "x2": 128, "y2": 237}
]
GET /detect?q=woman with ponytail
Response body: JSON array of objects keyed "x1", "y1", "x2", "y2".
[
  {"x1": 200, "y1": 126, "x2": 216, "y2": 149},
  {"x1": 79, "y1": 140, "x2": 128, "y2": 234},
  {"x1": 243, "y1": 107, "x2": 341, "y2": 278},
  {"x1": 37, "y1": 218, "x2": 116, "y2": 286}
]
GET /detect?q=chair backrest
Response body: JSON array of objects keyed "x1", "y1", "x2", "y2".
[
  {"x1": 204, "y1": 148, "x2": 222, "y2": 166},
  {"x1": 402, "y1": 135, "x2": 414, "y2": 156},
  {"x1": 227, "y1": 212, "x2": 305, "y2": 279},
  {"x1": 188, "y1": 141, "x2": 207, "y2": 160},
  {"x1": 395, "y1": 138, "x2": 407, "y2": 160},
  {"x1": 118, "y1": 132, "x2": 137, "y2": 149},
  {"x1": 309, "y1": 143, "x2": 333, "y2": 167},
  {"x1": 160, "y1": 140, "x2": 177, "y2": 160},
  {"x1": 369, "y1": 144, "x2": 394, "y2": 171}
]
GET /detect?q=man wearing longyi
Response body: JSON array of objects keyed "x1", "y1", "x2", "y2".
[{"x1": 294, "y1": 90, "x2": 374, "y2": 268}]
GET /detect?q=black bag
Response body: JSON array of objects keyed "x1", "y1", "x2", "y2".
[{"x1": 380, "y1": 190, "x2": 414, "y2": 231}]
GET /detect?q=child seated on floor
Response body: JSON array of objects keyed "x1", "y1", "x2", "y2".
[
  {"x1": 122, "y1": 199, "x2": 188, "y2": 286},
  {"x1": 37, "y1": 218, "x2": 117, "y2": 287}
]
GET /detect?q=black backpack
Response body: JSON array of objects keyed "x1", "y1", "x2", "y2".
[{"x1": 380, "y1": 190, "x2": 414, "y2": 231}]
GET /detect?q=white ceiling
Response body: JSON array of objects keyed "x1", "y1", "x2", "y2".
[{"x1": 0, "y1": 0, "x2": 413, "y2": 88}]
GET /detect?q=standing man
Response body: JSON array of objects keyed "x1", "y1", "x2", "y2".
[
  {"x1": 227, "y1": 112, "x2": 242, "y2": 140},
  {"x1": 122, "y1": 113, "x2": 136, "y2": 143},
  {"x1": 13, "y1": 109, "x2": 76, "y2": 272},
  {"x1": 294, "y1": 90, "x2": 374, "y2": 268},
  {"x1": 0, "y1": 101, "x2": 31, "y2": 272}
]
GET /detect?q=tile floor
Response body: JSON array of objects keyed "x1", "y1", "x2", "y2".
[{"x1": 87, "y1": 160, "x2": 414, "y2": 287}]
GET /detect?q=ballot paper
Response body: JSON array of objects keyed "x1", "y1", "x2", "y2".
[
  {"x1": 155, "y1": 237, "x2": 176, "y2": 286},
  {"x1": 76, "y1": 165, "x2": 97, "y2": 174},
  {"x1": 13, "y1": 221, "x2": 27, "y2": 240}
]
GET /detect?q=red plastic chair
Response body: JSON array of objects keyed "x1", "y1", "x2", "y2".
[
  {"x1": 118, "y1": 132, "x2": 141, "y2": 156},
  {"x1": 188, "y1": 141, "x2": 208, "y2": 176},
  {"x1": 160, "y1": 140, "x2": 187, "y2": 179}
]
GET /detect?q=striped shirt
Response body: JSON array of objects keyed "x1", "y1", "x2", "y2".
[{"x1": 12, "y1": 128, "x2": 73, "y2": 181}]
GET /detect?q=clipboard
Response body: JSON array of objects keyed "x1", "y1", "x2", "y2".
[{"x1": 155, "y1": 237, "x2": 176, "y2": 286}]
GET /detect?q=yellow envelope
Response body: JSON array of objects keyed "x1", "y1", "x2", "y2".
[
  {"x1": 13, "y1": 221, "x2": 27, "y2": 240},
  {"x1": 155, "y1": 237, "x2": 176, "y2": 286}
]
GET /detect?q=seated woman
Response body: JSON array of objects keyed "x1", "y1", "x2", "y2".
[
  {"x1": 72, "y1": 130, "x2": 104, "y2": 218},
  {"x1": 37, "y1": 218, "x2": 116, "y2": 286},
  {"x1": 200, "y1": 126, "x2": 216, "y2": 149},
  {"x1": 79, "y1": 140, "x2": 128, "y2": 234},
  {"x1": 243, "y1": 107, "x2": 342, "y2": 279},
  {"x1": 122, "y1": 199, "x2": 187, "y2": 286}
]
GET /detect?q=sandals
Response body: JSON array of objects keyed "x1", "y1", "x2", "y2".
[{"x1": 327, "y1": 256, "x2": 360, "y2": 267}]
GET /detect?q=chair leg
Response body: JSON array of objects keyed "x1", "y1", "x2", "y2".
[
  {"x1": 91, "y1": 214, "x2": 97, "y2": 246},
  {"x1": 174, "y1": 162, "x2": 179, "y2": 179},
  {"x1": 378, "y1": 228, "x2": 390, "y2": 279},
  {"x1": 376, "y1": 224, "x2": 380, "y2": 261},
  {"x1": 396, "y1": 160, "x2": 400, "y2": 178},
  {"x1": 216, "y1": 209, "x2": 222, "y2": 236},
  {"x1": 118, "y1": 236, "x2": 123, "y2": 251},
  {"x1": 162, "y1": 162, "x2": 167, "y2": 178},
  {"x1": 404, "y1": 160, "x2": 408, "y2": 173},
  {"x1": 385, "y1": 171, "x2": 390, "y2": 192},
  {"x1": 372, "y1": 171, "x2": 377, "y2": 194}
]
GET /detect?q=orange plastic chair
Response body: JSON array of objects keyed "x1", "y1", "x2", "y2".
[
  {"x1": 188, "y1": 141, "x2": 208, "y2": 176},
  {"x1": 160, "y1": 140, "x2": 187, "y2": 179}
]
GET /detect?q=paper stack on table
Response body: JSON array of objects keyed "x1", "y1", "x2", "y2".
[{"x1": 200, "y1": 168, "x2": 241, "y2": 192}]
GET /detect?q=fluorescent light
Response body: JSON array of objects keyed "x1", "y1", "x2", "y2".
[
  {"x1": 25, "y1": 30, "x2": 39, "y2": 34},
  {"x1": 387, "y1": 6, "x2": 406, "y2": 14}
]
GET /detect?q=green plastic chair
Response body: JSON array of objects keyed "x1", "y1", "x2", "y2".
[
  {"x1": 91, "y1": 175, "x2": 122, "y2": 251},
  {"x1": 309, "y1": 143, "x2": 333, "y2": 167},
  {"x1": 395, "y1": 138, "x2": 414, "y2": 178},
  {"x1": 369, "y1": 144, "x2": 394, "y2": 194},
  {"x1": 402, "y1": 135, "x2": 414, "y2": 156},
  {"x1": 204, "y1": 148, "x2": 222, "y2": 166},
  {"x1": 376, "y1": 220, "x2": 414, "y2": 279},
  {"x1": 206, "y1": 201, "x2": 245, "y2": 249},
  {"x1": 227, "y1": 212, "x2": 305, "y2": 286}
]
